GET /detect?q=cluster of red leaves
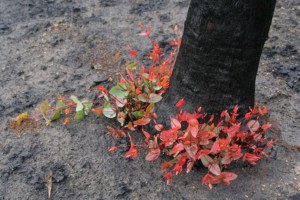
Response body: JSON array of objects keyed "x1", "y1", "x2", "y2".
[
  {"x1": 110, "y1": 100, "x2": 277, "y2": 189},
  {"x1": 99, "y1": 23, "x2": 180, "y2": 130},
  {"x1": 156, "y1": 102, "x2": 277, "y2": 189},
  {"x1": 15, "y1": 24, "x2": 277, "y2": 189}
]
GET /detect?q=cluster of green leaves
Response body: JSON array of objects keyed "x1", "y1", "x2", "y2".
[{"x1": 16, "y1": 24, "x2": 180, "y2": 128}]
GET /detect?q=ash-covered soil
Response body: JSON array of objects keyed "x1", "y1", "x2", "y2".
[{"x1": 0, "y1": 0, "x2": 299, "y2": 199}]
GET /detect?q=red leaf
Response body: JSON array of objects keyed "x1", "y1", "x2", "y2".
[
  {"x1": 250, "y1": 107, "x2": 258, "y2": 115},
  {"x1": 161, "y1": 161, "x2": 172, "y2": 172},
  {"x1": 152, "y1": 113, "x2": 158, "y2": 119},
  {"x1": 145, "y1": 149, "x2": 160, "y2": 161},
  {"x1": 125, "y1": 147, "x2": 137, "y2": 159},
  {"x1": 233, "y1": 105, "x2": 239, "y2": 113},
  {"x1": 202, "y1": 172, "x2": 238, "y2": 189},
  {"x1": 91, "y1": 107, "x2": 103, "y2": 117},
  {"x1": 129, "y1": 49, "x2": 136, "y2": 57},
  {"x1": 139, "y1": 22, "x2": 144, "y2": 29},
  {"x1": 106, "y1": 126, "x2": 116, "y2": 135},
  {"x1": 170, "y1": 116, "x2": 181, "y2": 130},
  {"x1": 175, "y1": 98, "x2": 185, "y2": 107},
  {"x1": 108, "y1": 146, "x2": 117, "y2": 152},
  {"x1": 125, "y1": 132, "x2": 138, "y2": 159},
  {"x1": 247, "y1": 120, "x2": 260, "y2": 132},
  {"x1": 245, "y1": 112, "x2": 252, "y2": 120},
  {"x1": 210, "y1": 139, "x2": 229, "y2": 154},
  {"x1": 243, "y1": 153, "x2": 260, "y2": 165},
  {"x1": 139, "y1": 27, "x2": 151, "y2": 37},
  {"x1": 221, "y1": 144, "x2": 242, "y2": 164},
  {"x1": 187, "y1": 115, "x2": 199, "y2": 138},
  {"x1": 170, "y1": 143, "x2": 184, "y2": 156},
  {"x1": 196, "y1": 149, "x2": 210, "y2": 159},
  {"x1": 159, "y1": 77, "x2": 169, "y2": 88},
  {"x1": 208, "y1": 163, "x2": 221, "y2": 176},
  {"x1": 199, "y1": 130, "x2": 215, "y2": 145},
  {"x1": 227, "y1": 123, "x2": 241, "y2": 138},
  {"x1": 200, "y1": 154, "x2": 214, "y2": 167},
  {"x1": 154, "y1": 124, "x2": 164, "y2": 131},
  {"x1": 63, "y1": 118, "x2": 70, "y2": 125},
  {"x1": 184, "y1": 143, "x2": 198, "y2": 160},
  {"x1": 266, "y1": 138, "x2": 278, "y2": 148},
  {"x1": 135, "y1": 88, "x2": 142, "y2": 95},
  {"x1": 220, "y1": 172, "x2": 238, "y2": 185},
  {"x1": 127, "y1": 121, "x2": 135, "y2": 131},
  {"x1": 258, "y1": 106, "x2": 268, "y2": 115},
  {"x1": 163, "y1": 172, "x2": 172, "y2": 185},
  {"x1": 202, "y1": 173, "x2": 220, "y2": 189},
  {"x1": 134, "y1": 117, "x2": 151, "y2": 126},
  {"x1": 169, "y1": 39, "x2": 182, "y2": 46},
  {"x1": 160, "y1": 129, "x2": 177, "y2": 147},
  {"x1": 220, "y1": 110, "x2": 227, "y2": 118},
  {"x1": 172, "y1": 165, "x2": 182, "y2": 175},
  {"x1": 142, "y1": 128, "x2": 151, "y2": 142},
  {"x1": 208, "y1": 114, "x2": 215, "y2": 123},
  {"x1": 186, "y1": 159, "x2": 195, "y2": 173},
  {"x1": 97, "y1": 86, "x2": 108, "y2": 94},
  {"x1": 261, "y1": 122, "x2": 272, "y2": 132}
]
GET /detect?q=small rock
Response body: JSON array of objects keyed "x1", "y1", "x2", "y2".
[
  {"x1": 40, "y1": 65, "x2": 47, "y2": 71},
  {"x1": 19, "y1": 149, "x2": 33, "y2": 159},
  {"x1": 28, "y1": 174, "x2": 44, "y2": 190},
  {"x1": 73, "y1": 7, "x2": 81, "y2": 12},
  {"x1": 82, "y1": 162, "x2": 92, "y2": 169},
  {"x1": 1, "y1": 172, "x2": 10, "y2": 182},
  {"x1": 115, "y1": 184, "x2": 132, "y2": 199},
  {"x1": 53, "y1": 170, "x2": 65, "y2": 183},
  {"x1": 17, "y1": 71, "x2": 24, "y2": 76},
  {"x1": 52, "y1": 164, "x2": 66, "y2": 183},
  {"x1": 0, "y1": 24, "x2": 10, "y2": 31},
  {"x1": 159, "y1": 14, "x2": 171, "y2": 22}
]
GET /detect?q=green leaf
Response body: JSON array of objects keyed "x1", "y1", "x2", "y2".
[
  {"x1": 40, "y1": 100, "x2": 49, "y2": 116},
  {"x1": 51, "y1": 100, "x2": 65, "y2": 121},
  {"x1": 82, "y1": 100, "x2": 93, "y2": 115},
  {"x1": 75, "y1": 102, "x2": 84, "y2": 112},
  {"x1": 70, "y1": 95, "x2": 80, "y2": 104},
  {"x1": 148, "y1": 93, "x2": 162, "y2": 103},
  {"x1": 103, "y1": 101, "x2": 116, "y2": 118},
  {"x1": 143, "y1": 80, "x2": 150, "y2": 87},
  {"x1": 70, "y1": 95, "x2": 88, "y2": 118},
  {"x1": 74, "y1": 109, "x2": 84, "y2": 120},
  {"x1": 133, "y1": 111, "x2": 144, "y2": 119},
  {"x1": 126, "y1": 62, "x2": 136, "y2": 70},
  {"x1": 142, "y1": 73, "x2": 149, "y2": 79},
  {"x1": 153, "y1": 86, "x2": 162, "y2": 91},
  {"x1": 109, "y1": 83, "x2": 129, "y2": 100},
  {"x1": 104, "y1": 94, "x2": 109, "y2": 101},
  {"x1": 137, "y1": 94, "x2": 148, "y2": 102}
]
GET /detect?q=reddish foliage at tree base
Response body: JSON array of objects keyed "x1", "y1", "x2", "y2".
[{"x1": 13, "y1": 24, "x2": 277, "y2": 189}]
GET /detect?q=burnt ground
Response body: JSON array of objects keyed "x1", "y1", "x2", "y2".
[{"x1": 0, "y1": 0, "x2": 299, "y2": 199}]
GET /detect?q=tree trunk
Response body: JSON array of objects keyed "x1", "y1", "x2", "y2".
[{"x1": 157, "y1": 0, "x2": 276, "y2": 121}]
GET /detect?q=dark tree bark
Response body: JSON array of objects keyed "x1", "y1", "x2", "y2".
[{"x1": 157, "y1": 0, "x2": 276, "y2": 120}]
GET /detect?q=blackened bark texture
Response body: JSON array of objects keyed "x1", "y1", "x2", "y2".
[{"x1": 157, "y1": 0, "x2": 276, "y2": 121}]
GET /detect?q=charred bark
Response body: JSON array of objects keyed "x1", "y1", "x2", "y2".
[{"x1": 157, "y1": 0, "x2": 276, "y2": 121}]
